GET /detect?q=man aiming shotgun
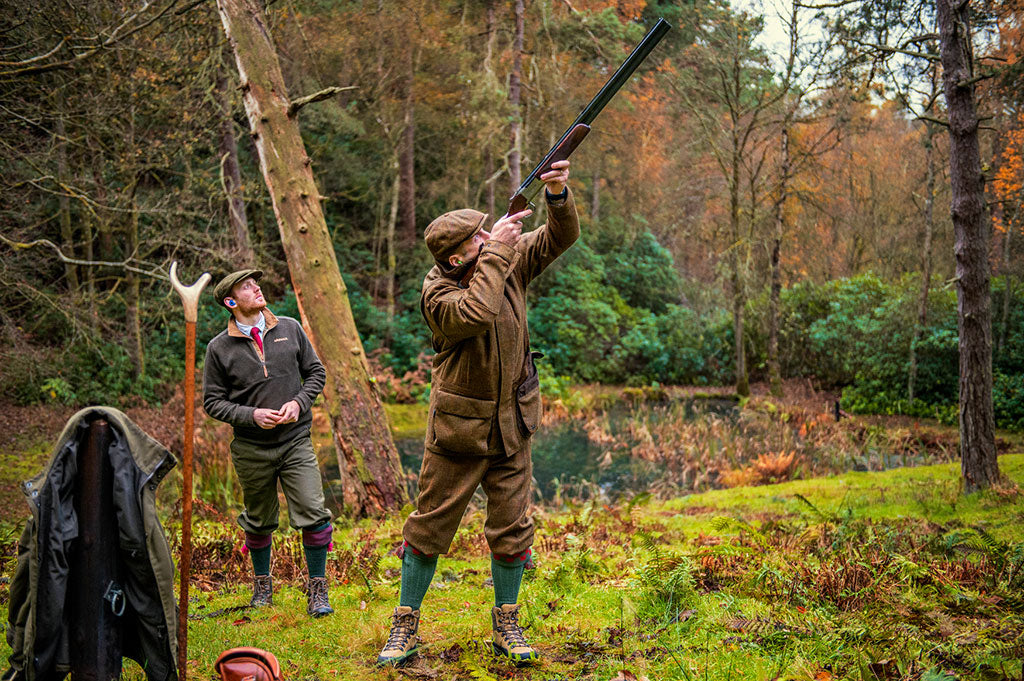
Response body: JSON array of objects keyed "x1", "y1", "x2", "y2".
[{"x1": 377, "y1": 18, "x2": 671, "y2": 667}]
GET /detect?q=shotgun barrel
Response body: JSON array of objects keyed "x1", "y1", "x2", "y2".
[{"x1": 508, "y1": 18, "x2": 672, "y2": 215}]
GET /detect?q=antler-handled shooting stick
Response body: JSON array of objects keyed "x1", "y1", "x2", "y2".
[{"x1": 169, "y1": 261, "x2": 211, "y2": 681}]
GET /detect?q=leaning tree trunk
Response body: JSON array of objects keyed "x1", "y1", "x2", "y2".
[
  {"x1": 937, "y1": 0, "x2": 999, "y2": 492},
  {"x1": 217, "y1": 0, "x2": 407, "y2": 515}
]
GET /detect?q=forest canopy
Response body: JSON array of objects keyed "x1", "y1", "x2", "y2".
[{"x1": 1, "y1": 0, "x2": 1021, "y2": 429}]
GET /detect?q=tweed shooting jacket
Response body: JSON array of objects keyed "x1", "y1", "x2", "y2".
[{"x1": 420, "y1": 188, "x2": 579, "y2": 457}]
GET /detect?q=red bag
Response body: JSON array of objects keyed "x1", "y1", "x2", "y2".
[{"x1": 214, "y1": 647, "x2": 282, "y2": 681}]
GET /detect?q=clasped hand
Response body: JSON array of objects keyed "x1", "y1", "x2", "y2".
[{"x1": 254, "y1": 400, "x2": 301, "y2": 429}]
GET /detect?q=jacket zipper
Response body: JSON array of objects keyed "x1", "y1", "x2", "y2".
[{"x1": 249, "y1": 338, "x2": 268, "y2": 377}]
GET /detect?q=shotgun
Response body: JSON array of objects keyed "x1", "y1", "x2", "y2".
[{"x1": 507, "y1": 18, "x2": 672, "y2": 215}]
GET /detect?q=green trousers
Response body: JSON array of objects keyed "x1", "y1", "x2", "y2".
[{"x1": 229, "y1": 434, "x2": 332, "y2": 534}]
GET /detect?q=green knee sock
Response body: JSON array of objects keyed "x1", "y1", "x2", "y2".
[
  {"x1": 250, "y1": 545, "x2": 272, "y2": 576},
  {"x1": 399, "y1": 547, "x2": 438, "y2": 610},
  {"x1": 491, "y1": 556, "x2": 525, "y2": 606},
  {"x1": 303, "y1": 522, "x2": 332, "y2": 579},
  {"x1": 304, "y1": 544, "x2": 328, "y2": 578}
]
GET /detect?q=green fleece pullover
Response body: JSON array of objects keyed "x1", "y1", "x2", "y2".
[{"x1": 202, "y1": 309, "x2": 326, "y2": 446}]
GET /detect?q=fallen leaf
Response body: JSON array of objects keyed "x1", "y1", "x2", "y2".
[{"x1": 231, "y1": 616, "x2": 250, "y2": 626}]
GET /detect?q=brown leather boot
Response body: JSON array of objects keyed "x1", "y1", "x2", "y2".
[
  {"x1": 306, "y1": 576, "x2": 333, "y2": 617},
  {"x1": 491, "y1": 604, "x2": 538, "y2": 663},
  {"x1": 376, "y1": 606, "x2": 420, "y2": 666},
  {"x1": 250, "y1": 575, "x2": 273, "y2": 607}
]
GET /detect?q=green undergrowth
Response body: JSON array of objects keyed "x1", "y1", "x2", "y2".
[{"x1": 2, "y1": 456, "x2": 1023, "y2": 680}]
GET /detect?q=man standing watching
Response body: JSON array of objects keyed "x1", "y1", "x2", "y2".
[
  {"x1": 377, "y1": 161, "x2": 578, "y2": 666},
  {"x1": 202, "y1": 269, "x2": 334, "y2": 617}
]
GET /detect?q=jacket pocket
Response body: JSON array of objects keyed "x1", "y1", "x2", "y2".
[
  {"x1": 430, "y1": 389, "x2": 495, "y2": 455},
  {"x1": 516, "y1": 352, "x2": 543, "y2": 436}
]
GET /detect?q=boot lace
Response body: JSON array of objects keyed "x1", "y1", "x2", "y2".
[
  {"x1": 385, "y1": 613, "x2": 417, "y2": 651},
  {"x1": 496, "y1": 609, "x2": 529, "y2": 647},
  {"x1": 309, "y1": 578, "x2": 329, "y2": 609}
]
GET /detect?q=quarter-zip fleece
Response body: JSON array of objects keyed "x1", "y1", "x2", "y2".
[{"x1": 202, "y1": 309, "x2": 326, "y2": 446}]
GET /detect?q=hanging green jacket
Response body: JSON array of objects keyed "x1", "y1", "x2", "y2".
[{"x1": 4, "y1": 407, "x2": 179, "y2": 681}]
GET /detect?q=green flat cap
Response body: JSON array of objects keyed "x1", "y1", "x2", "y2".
[
  {"x1": 424, "y1": 209, "x2": 488, "y2": 263},
  {"x1": 213, "y1": 268, "x2": 263, "y2": 306}
]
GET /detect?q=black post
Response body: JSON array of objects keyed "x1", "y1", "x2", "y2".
[{"x1": 69, "y1": 417, "x2": 124, "y2": 681}]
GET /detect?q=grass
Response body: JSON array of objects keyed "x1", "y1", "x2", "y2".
[
  {"x1": 5, "y1": 454, "x2": 1021, "y2": 681},
  {"x1": 2, "y1": 386, "x2": 1022, "y2": 681}
]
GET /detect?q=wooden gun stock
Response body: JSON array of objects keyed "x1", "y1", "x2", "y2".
[{"x1": 507, "y1": 123, "x2": 590, "y2": 215}]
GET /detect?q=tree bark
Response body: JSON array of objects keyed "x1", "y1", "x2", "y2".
[
  {"x1": 385, "y1": 150, "x2": 400, "y2": 344},
  {"x1": 768, "y1": 126, "x2": 788, "y2": 398},
  {"x1": 997, "y1": 228, "x2": 1012, "y2": 354},
  {"x1": 217, "y1": 0, "x2": 407, "y2": 515},
  {"x1": 398, "y1": 49, "x2": 416, "y2": 245},
  {"x1": 909, "y1": 121, "x2": 937, "y2": 402},
  {"x1": 216, "y1": 54, "x2": 255, "y2": 266},
  {"x1": 126, "y1": 191, "x2": 144, "y2": 378},
  {"x1": 484, "y1": 0, "x2": 498, "y2": 218},
  {"x1": 508, "y1": 0, "x2": 524, "y2": 194},
  {"x1": 731, "y1": 139, "x2": 749, "y2": 397},
  {"x1": 936, "y1": 0, "x2": 999, "y2": 492},
  {"x1": 54, "y1": 113, "x2": 79, "y2": 294}
]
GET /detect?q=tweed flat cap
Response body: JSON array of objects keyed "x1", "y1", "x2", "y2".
[
  {"x1": 213, "y1": 268, "x2": 263, "y2": 305},
  {"x1": 424, "y1": 209, "x2": 489, "y2": 262}
]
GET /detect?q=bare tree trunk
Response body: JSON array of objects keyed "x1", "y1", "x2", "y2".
[
  {"x1": 909, "y1": 121, "x2": 938, "y2": 402},
  {"x1": 218, "y1": 0, "x2": 407, "y2": 515},
  {"x1": 508, "y1": 0, "x2": 524, "y2": 194},
  {"x1": 54, "y1": 114, "x2": 79, "y2": 293},
  {"x1": 484, "y1": 0, "x2": 498, "y2": 218},
  {"x1": 484, "y1": 149, "x2": 496, "y2": 219},
  {"x1": 126, "y1": 196, "x2": 144, "y2": 378},
  {"x1": 997, "y1": 227, "x2": 1012, "y2": 354},
  {"x1": 730, "y1": 141, "x2": 749, "y2": 397},
  {"x1": 216, "y1": 54, "x2": 255, "y2": 265},
  {"x1": 82, "y1": 214, "x2": 98, "y2": 328},
  {"x1": 385, "y1": 151, "x2": 400, "y2": 344},
  {"x1": 398, "y1": 48, "x2": 416, "y2": 245},
  {"x1": 937, "y1": 0, "x2": 999, "y2": 492},
  {"x1": 768, "y1": 126, "x2": 788, "y2": 397}
]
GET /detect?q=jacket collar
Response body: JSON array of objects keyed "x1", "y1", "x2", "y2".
[{"x1": 227, "y1": 308, "x2": 279, "y2": 338}]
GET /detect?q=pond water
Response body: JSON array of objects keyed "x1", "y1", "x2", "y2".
[{"x1": 392, "y1": 396, "x2": 739, "y2": 501}]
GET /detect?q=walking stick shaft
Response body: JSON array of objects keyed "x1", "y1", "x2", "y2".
[
  {"x1": 169, "y1": 262, "x2": 210, "y2": 681},
  {"x1": 178, "y1": 321, "x2": 195, "y2": 678}
]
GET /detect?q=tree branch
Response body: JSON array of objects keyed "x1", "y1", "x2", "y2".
[
  {"x1": 917, "y1": 114, "x2": 950, "y2": 128},
  {"x1": 0, "y1": 234, "x2": 168, "y2": 280},
  {"x1": 0, "y1": 0, "x2": 182, "y2": 79},
  {"x1": 287, "y1": 85, "x2": 357, "y2": 117},
  {"x1": 850, "y1": 38, "x2": 941, "y2": 62}
]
